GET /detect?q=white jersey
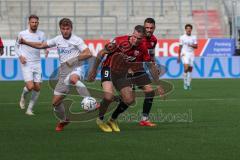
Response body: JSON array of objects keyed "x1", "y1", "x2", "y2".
[
  {"x1": 15, "y1": 29, "x2": 46, "y2": 62},
  {"x1": 179, "y1": 34, "x2": 197, "y2": 56},
  {"x1": 47, "y1": 34, "x2": 88, "y2": 63}
]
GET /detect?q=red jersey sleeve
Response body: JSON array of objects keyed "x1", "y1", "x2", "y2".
[
  {"x1": 104, "y1": 39, "x2": 118, "y2": 54},
  {"x1": 0, "y1": 38, "x2": 3, "y2": 48}
]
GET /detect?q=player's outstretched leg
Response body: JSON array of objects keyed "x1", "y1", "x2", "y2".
[
  {"x1": 53, "y1": 95, "x2": 69, "y2": 132},
  {"x1": 54, "y1": 103, "x2": 70, "y2": 132}
]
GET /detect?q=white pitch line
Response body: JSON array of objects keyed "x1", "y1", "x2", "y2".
[
  {"x1": 0, "y1": 101, "x2": 50, "y2": 105},
  {"x1": 0, "y1": 98, "x2": 239, "y2": 105},
  {"x1": 155, "y1": 98, "x2": 240, "y2": 102}
]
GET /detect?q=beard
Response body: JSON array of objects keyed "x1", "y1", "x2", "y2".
[
  {"x1": 146, "y1": 32, "x2": 152, "y2": 37},
  {"x1": 30, "y1": 26, "x2": 37, "y2": 32},
  {"x1": 63, "y1": 33, "x2": 71, "y2": 40}
]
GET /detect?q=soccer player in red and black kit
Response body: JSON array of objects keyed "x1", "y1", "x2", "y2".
[
  {"x1": 139, "y1": 18, "x2": 158, "y2": 126},
  {"x1": 88, "y1": 25, "x2": 159, "y2": 132}
]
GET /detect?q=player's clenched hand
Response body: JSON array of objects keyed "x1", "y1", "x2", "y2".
[
  {"x1": 19, "y1": 55, "x2": 26, "y2": 64},
  {"x1": 66, "y1": 57, "x2": 78, "y2": 67},
  {"x1": 88, "y1": 69, "x2": 97, "y2": 82},
  {"x1": 18, "y1": 37, "x2": 26, "y2": 44}
]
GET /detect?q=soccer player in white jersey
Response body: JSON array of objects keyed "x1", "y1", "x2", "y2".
[
  {"x1": 15, "y1": 15, "x2": 46, "y2": 115},
  {"x1": 178, "y1": 24, "x2": 198, "y2": 90},
  {"x1": 20, "y1": 18, "x2": 92, "y2": 131}
]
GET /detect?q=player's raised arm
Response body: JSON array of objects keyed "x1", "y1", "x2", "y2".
[
  {"x1": 20, "y1": 37, "x2": 49, "y2": 49},
  {"x1": 88, "y1": 40, "x2": 117, "y2": 81},
  {"x1": 66, "y1": 37, "x2": 92, "y2": 66},
  {"x1": 66, "y1": 47, "x2": 92, "y2": 67},
  {"x1": 87, "y1": 48, "x2": 107, "y2": 81},
  {"x1": 77, "y1": 48, "x2": 92, "y2": 61}
]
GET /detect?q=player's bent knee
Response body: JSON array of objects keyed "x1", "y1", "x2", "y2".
[
  {"x1": 145, "y1": 90, "x2": 155, "y2": 99},
  {"x1": 103, "y1": 93, "x2": 114, "y2": 102},
  {"x1": 34, "y1": 85, "x2": 41, "y2": 92},
  {"x1": 52, "y1": 100, "x2": 61, "y2": 107},
  {"x1": 52, "y1": 96, "x2": 64, "y2": 107},
  {"x1": 143, "y1": 85, "x2": 154, "y2": 93},
  {"x1": 26, "y1": 84, "x2": 34, "y2": 91},
  {"x1": 69, "y1": 74, "x2": 79, "y2": 85}
]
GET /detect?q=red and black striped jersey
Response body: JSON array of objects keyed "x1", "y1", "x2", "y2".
[
  {"x1": 102, "y1": 35, "x2": 151, "y2": 68},
  {"x1": 142, "y1": 35, "x2": 157, "y2": 61}
]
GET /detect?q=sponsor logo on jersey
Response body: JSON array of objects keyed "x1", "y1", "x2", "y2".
[{"x1": 58, "y1": 48, "x2": 76, "y2": 54}]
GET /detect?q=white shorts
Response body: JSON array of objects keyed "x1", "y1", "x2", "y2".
[
  {"x1": 181, "y1": 53, "x2": 194, "y2": 66},
  {"x1": 21, "y1": 62, "x2": 42, "y2": 82},
  {"x1": 55, "y1": 66, "x2": 87, "y2": 96},
  {"x1": 63, "y1": 66, "x2": 85, "y2": 86}
]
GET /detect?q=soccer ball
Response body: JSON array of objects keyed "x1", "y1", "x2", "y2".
[{"x1": 81, "y1": 96, "x2": 97, "y2": 111}]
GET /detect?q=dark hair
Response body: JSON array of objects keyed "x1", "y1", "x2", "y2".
[
  {"x1": 185, "y1": 24, "x2": 193, "y2": 29},
  {"x1": 144, "y1": 18, "x2": 155, "y2": 25},
  {"x1": 28, "y1": 14, "x2": 39, "y2": 21},
  {"x1": 59, "y1": 18, "x2": 73, "y2": 28},
  {"x1": 134, "y1": 25, "x2": 146, "y2": 34}
]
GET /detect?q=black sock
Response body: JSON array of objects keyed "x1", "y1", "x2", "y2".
[
  {"x1": 111, "y1": 101, "x2": 129, "y2": 120},
  {"x1": 142, "y1": 98, "x2": 153, "y2": 117},
  {"x1": 142, "y1": 91, "x2": 155, "y2": 117},
  {"x1": 99, "y1": 98, "x2": 112, "y2": 120}
]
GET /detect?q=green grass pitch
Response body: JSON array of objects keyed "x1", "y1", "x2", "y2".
[{"x1": 0, "y1": 79, "x2": 240, "y2": 160}]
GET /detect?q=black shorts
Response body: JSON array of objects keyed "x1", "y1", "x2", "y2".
[
  {"x1": 101, "y1": 66, "x2": 111, "y2": 82},
  {"x1": 127, "y1": 72, "x2": 151, "y2": 89},
  {"x1": 111, "y1": 71, "x2": 151, "y2": 91}
]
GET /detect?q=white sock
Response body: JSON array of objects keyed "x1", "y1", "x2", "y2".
[
  {"x1": 187, "y1": 72, "x2": 192, "y2": 86},
  {"x1": 54, "y1": 103, "x2": 67, "y2": 122},
  {"x1": 21, "y1": 86, "x2": 30, "y2": 99},
  {"x1": 142, "y1": 115, "x2": 149, "y2": 121},
  {"x1": 75, "y1": 81, "x2": 90, "y2": 97},
  {"x1": 27, "y1": 90, "x2": 40, "y2": 111},
  {"x1": 183, "y1": 72, "x2": 187, "y2": 86}
]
